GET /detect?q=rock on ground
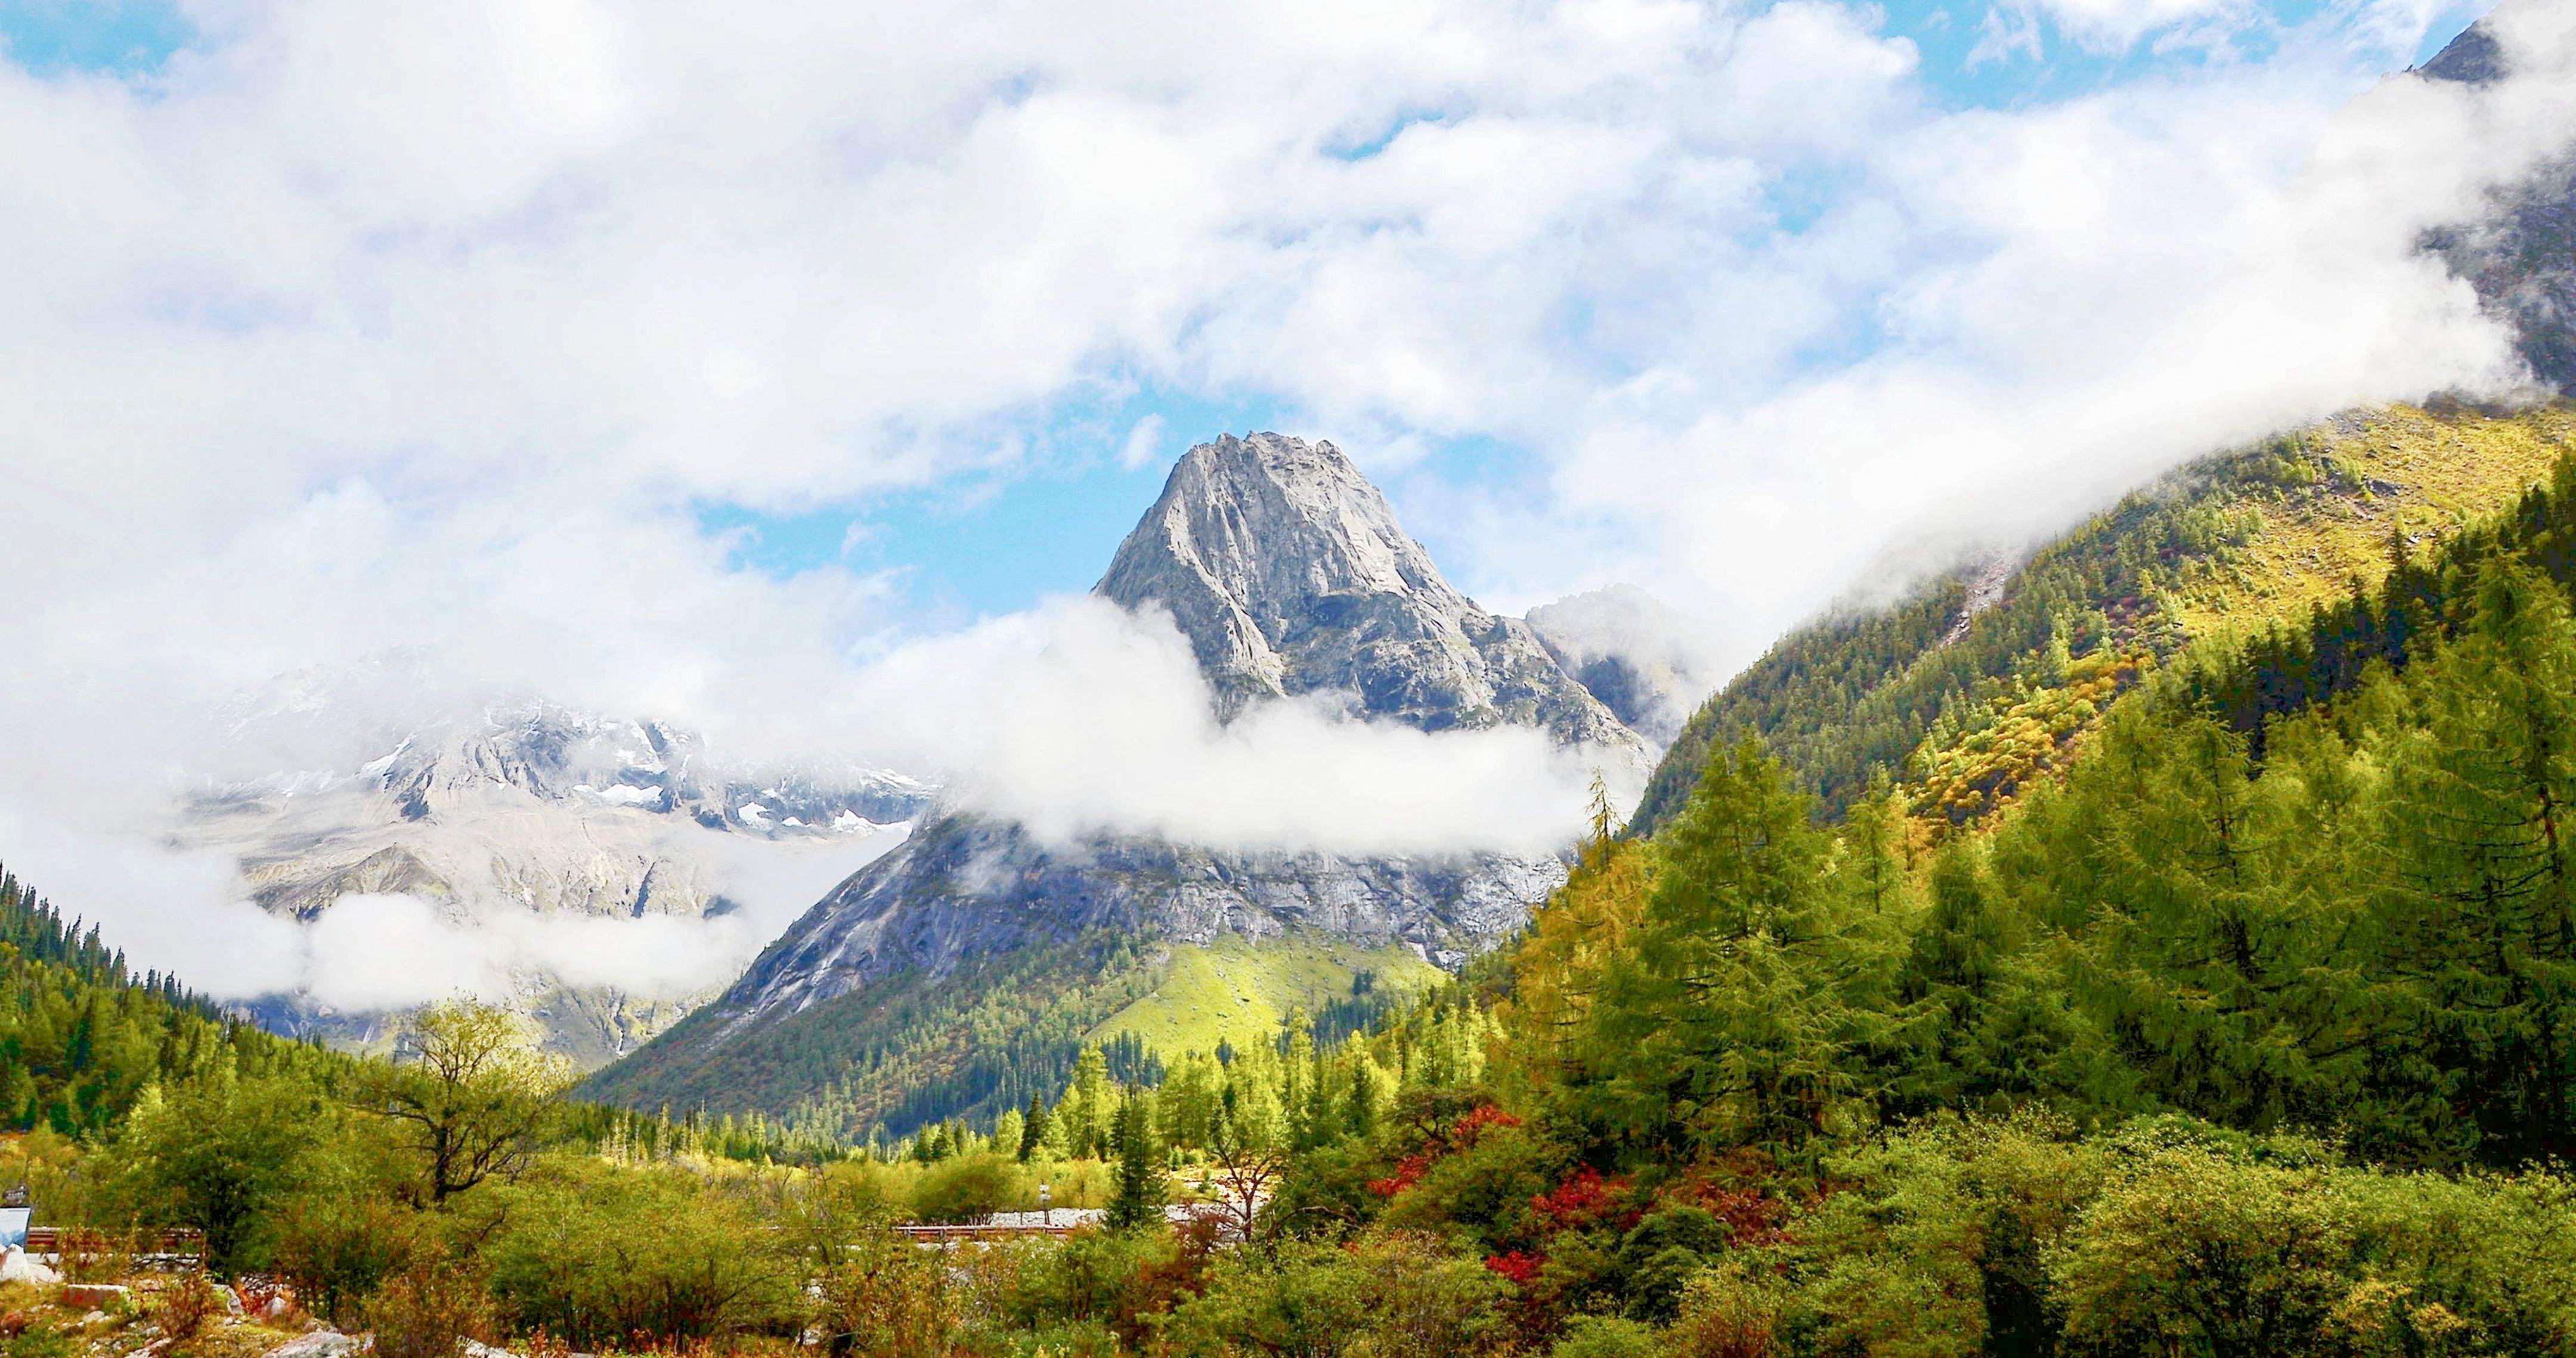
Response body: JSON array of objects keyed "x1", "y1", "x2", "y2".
[{"x1": 261, "y1": 1330, "x2": 360, "y2": 1358}]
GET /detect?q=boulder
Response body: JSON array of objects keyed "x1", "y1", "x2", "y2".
[
  {"x1": 261, "y1": 1329, "x2": 359, "y2": 1358},
  {"x1": 61, "y1": 1282, "x2": 130, "y2": 1309}
]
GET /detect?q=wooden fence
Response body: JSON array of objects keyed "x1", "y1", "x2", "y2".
[{"x1": 22, "y1": 1226, "x2": 206, "y2": 1261}]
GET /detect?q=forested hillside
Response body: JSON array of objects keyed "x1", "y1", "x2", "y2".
[
  {"x1": 0, "y1": 868, "x2": 350, "y2": 1135},
  {"x1": 580, "y1": 923, "x2": 1426, "y2": 1143},
  {"x1": 1635, "y1": 402, "x2": 2576, "y2": 835}
]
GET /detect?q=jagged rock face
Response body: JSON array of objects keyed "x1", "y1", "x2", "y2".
[
  {"x1": 717, "y1": 814, "x2": 1562, "y2": 1030},
  {"x1": 630, "y1": 432, "x2": 1643, "y2": 1080},
  {"x1": 1100, "y1": 433, "x2": 1646, "y2": 756},
  {"x1": 2421, "y1": 8, "x2": 2576, "y2": 392},
  {"x1": 318, "y1": 704, "x2": 930, "y2": 833}
]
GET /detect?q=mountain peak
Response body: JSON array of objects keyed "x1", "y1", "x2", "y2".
[{"x1": 1096, "y1": 432, "x2": 1646, "y2": 756}]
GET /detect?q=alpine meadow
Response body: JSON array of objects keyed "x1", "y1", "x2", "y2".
[{"x1": 9, "y1": 3, "x2": 2576, "y2": 1358}]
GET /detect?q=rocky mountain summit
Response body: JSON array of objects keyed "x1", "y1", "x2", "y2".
[
  {"x1": 589, "y1": 433, "x2": 1655, "y2": 1128},
  {"x1": 1101, "y1": 433, "x2": 1642, "y2": 752}
]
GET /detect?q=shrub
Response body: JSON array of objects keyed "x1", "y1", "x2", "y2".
[
  {"x1": 911, "y1": 1154, "x2": 1023, "y2": 1224},
  {"x1": 2046, "y1": 1149, "x2": 2576, "y2": 1358},
  {"x1": 364, "y1": 1258, "x2": 496, "y2": 1358},
  {"x1": 1162, "y1": 1229, "x2": 1505, "y2": 1358},
  {"x1": 1549, "y1": 1314, "x2": 1661, "y2": 1358},
  {"x1": 100, "y1": 1072, "x2": 323, "y2": 1275},
  {"x1": 57, "y1": 1227, "x2": 124, "y2": 1282},
  {"x1": 476, "y1": 1159, "x2": 794, "y2": 1347},
  {"x1": 151, "y1": 1270, "x2": 225, "y2": 1343},
  {"x1": 1010, "y1": 1229, "x2": 1178, "y2": 1336},
  {"x1": 811, "y1": 1231, "x2": 965, "y2": 1358},
  {"x1": 274, "y1": 1192, "x2": 434, "y2": 1325},
  {"x1": 1668, "y1": 1264, "x2": 1787, "y2": 1358}
]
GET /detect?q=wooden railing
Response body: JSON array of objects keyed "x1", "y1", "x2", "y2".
[
  {"x1": 21, "y1": 1226, "x2": 206, "y2": 1260},
  {"x1": 893, "y1": 1223, "x2": 1082, "y2": 1243}
]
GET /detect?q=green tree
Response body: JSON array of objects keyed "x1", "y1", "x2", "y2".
[
  {"x1": 2377, "y1": 559, "x2": 2576, "y2": 1161},
  {"x1": 360, "y1": 1001, "x2": 574, "y2": 1205},
  {"x1": 106, "y1": 1069, "x2": 323, "y2": 1275},
  {"x1": 1106, "y1": 1089, "x2": 1164, "y2": 1232},
  {"x1": 1581, "y1": 734, "x2": 1856, "y2": 1157}
]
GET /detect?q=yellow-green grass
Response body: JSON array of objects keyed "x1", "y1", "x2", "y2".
[
  {"x1": 1088, "y1": 932, "x2": 1444, "y2": 1059},
  {"x1": 1899, "y1": 404, "x2": 2573, "y2": 839},
  {"x1": 2162, "y1": 404, "x2": 2576, "y2": 638}
]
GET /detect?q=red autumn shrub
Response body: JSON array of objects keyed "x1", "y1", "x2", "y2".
[
  {"x1": 1482, "y1": 1251, "x2": 1545, "y2": 1287},
  {"x1": 1531, "y1": 1167, "x2": 1637, "y2": 1233},
  {"x1": 1448, "y1": 1105, "x2": 1522, "y2": 1150},
  {"x1": 1676, "y1": 1185, "x2": 1791, "y2": 1250},
  {"x1": 1368, "y1": 1153, "x2": 1433, "y2": 1198}
]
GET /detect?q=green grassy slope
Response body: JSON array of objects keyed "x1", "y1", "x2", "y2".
[
  {"x1": 1635, "y1": 402, "x2": 2576, "y2": 838},
  {"x1": 1088, "y1": 933, "x2": 1442, "y2": 1059}
]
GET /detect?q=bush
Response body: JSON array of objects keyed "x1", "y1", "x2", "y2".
[
  {"x1": 274, "y1": 1192, "x2": 434, "y2": 1325},
  {"x1": 812, "y1": 1230, "x2": 966, "y2": 1358},
  {"x1": 56, "y1": 1227, "x2": 125, "y2": 1283},
  {"x1": 1009, "y1": 1229, "x2": 1179, "y2": 1337},
  {"x1": 1788, "y1": 1112, "x2": 2100, "y2": 1358},
  {"x1": 1163, "y1": 1229, "x2": 1505, "y2": 1358},
  {"x1": 364, "y1": 1258, "x2": 496, "y2": 1358},
  {"x1": 476, "y1": 1159, "x2": 794, "y2": 1347},
  {"x1": 2046, "y1": 1148, "x2": 2576, "y2": 1358},
  {"x1": 911, "y1": 1154, "x2": 1023, "y2": 1224},
  {"x1": 151, "y1": 1272, "x2": 225, "y2": 1343},
  {"x1": 101, "y1": 1073, "x2": 324, "y2": 1276},
  {"x1": 1379, "y1": 1121, "x2": 1561, "y2": 1251},
  {"x1": 1550, "y1": 1314, "x2": 1661, "y2": 1358},
  {"x1": 1668, "y1": 1264, "x2": 1787, "y2": 1358}
]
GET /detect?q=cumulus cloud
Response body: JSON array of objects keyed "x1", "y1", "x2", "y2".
[
  {"x1": 831, "y1": 596, "x2": 1607, "y2": 855},
  {"x1": 0, "y1": 0, "x2": 2566, "y2": 1003}
]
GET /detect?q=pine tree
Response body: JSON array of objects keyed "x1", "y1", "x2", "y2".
[
  {"x1": 1016, "y1": 1093, "x2": 1045, "y2": 1161},
  {"x1": 1580, "y1": 733, "x2": 1852, "y2": 1157},
  {"x1": 2378, "y1": 559, "x2": 2576, "y2": 1161},
  {"x1": 1105, "y1": 1090, "x2": 1163, "y2": 1232}
]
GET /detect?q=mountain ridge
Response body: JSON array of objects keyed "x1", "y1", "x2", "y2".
[{"x1": 586, "y1": 431, "x2": 1640, "y2": 1135}]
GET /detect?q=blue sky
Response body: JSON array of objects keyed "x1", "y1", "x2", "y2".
[
  {"x1": 705, "y1": 0, "x2": 2485, "y2": 621},
  {"x1": 0, "y1": 0, "x2": 2503, "y2": 625},
  {"x1": 4, "y1": 0, "x2": 2552, "y2": 991}
]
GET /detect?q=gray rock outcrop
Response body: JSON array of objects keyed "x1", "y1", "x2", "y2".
[{"x1": 652, "y1": 432, "x2": 1648, "y2": 1051}]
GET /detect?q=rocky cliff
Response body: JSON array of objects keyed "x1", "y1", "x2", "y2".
[
  {"x1": 1100, "y1": 433, "x2": 1642, "y2": 751},
  {"x1": 587, "y1": 433, "x2": 1649, "y2": 1132},
  {"x1": 1524, "y1": 584, "x2": 1727, "y2": 748}
]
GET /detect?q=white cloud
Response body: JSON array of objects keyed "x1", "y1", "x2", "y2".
[
  {"x1": 1496, "y1": 4, "x2": 2576, "y2": 664},
  {"x1": 0, "y1": 0, "x2": 2564, "y2": 1001},
  {"x1": 1118, "y1": 414, "x2": 1168, "y2": 471},
  {"x1": 1996, "y1": 0, "x2": 2247, "y2": 52},
  {"x1": 831, "y1": 596, "x2": 1608, "y2": 855},
  {"x1": 301, "y1": 894, "x2": 493, "y2": 1011}
]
